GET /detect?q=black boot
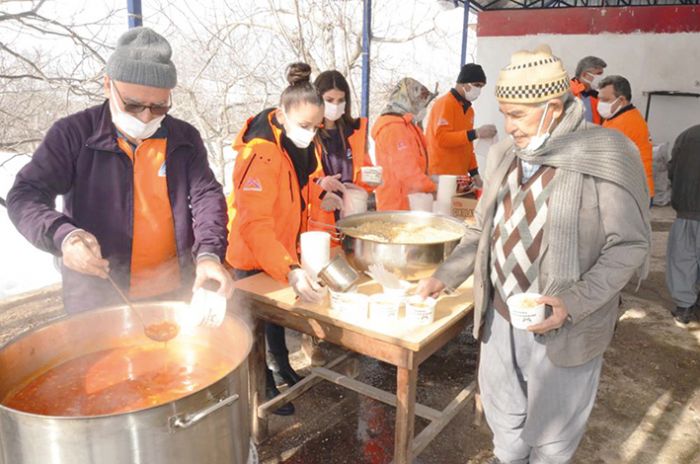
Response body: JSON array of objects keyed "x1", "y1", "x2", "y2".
[
  {"x1": 269, "y1": 353, "x2": 304, "y2": 387},
  {"x1": 266, "y1": 369, "x2": 295, "y2": 416}
]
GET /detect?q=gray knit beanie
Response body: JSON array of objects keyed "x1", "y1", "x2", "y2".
[{"x1": 106, "y1": 27, "x2": 177, "y2": 89}]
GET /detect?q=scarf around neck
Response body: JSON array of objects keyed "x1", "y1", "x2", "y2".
[{"x1": 513, "y1": 97, "x2": 651, "y2": 295}]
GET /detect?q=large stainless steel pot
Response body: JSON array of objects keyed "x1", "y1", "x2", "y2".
[
  {"x1": 336, "y1": 211, "x2": 467, "y2": 281},
  {"x1": 0, "y1": 301, "x2": 252, "y2": 464}
]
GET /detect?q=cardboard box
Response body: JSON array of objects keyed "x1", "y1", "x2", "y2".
[{"x1": 451, "y1": 192, "x2": 478, "y2": 223}]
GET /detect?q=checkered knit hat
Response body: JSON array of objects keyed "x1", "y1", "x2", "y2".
[{"x1": 495, "y1": 45, "x2": 569, "y2": 104}]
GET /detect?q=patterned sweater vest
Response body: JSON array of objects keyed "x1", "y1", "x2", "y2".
[{"x1": 491, "y1": 159, "x2": 556, "y2": 320}]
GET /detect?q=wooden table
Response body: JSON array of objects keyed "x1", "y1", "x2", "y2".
[{"x1": 233, "y1": 275, "x2": 475, "y2": 464}]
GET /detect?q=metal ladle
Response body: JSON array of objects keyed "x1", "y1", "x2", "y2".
[{"x1": 77, "y1": 236, "x2": 180, "y2": 343}]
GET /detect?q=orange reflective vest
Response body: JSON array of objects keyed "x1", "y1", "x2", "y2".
[
  {"x1": 307, "y1": 117, "x2": 373, "y2": 234},
  {"x1": 602, "y1": 105, "x2": 654, "y2": 197},
  {"x1": 116, "y1": 137, "x2": 180, "y2": 299},
  {"x1": 371, "y1": 113, "x2": 435, "y2": 211},
  {"x1": 425, "y1": 90, "x2": 478, "y2": 176},
  {"x1": 225, "y1": 109, "x2": 316, "y2": 282},
  {"x1": 571, "y1": 78, "x2": 602, "y2": 125}
]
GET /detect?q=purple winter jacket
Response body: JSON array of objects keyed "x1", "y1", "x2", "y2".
[{"x1": 6, "y1": 101, "x2": 228, "y2": 313}]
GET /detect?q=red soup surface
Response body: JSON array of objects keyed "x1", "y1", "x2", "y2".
[{"x1": 3, "y1": 344, "x2": 232, "y2": 416}]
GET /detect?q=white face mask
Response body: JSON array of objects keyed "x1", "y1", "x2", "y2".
[
  {"x1": 324, "y1": 101, "x2": 346, "y2": 122},
  {"x1": 283, "y1": 111, "x2": 317, "y2": 148},
  {"x1": 464, "y1": 85, "x2": 481, "y2": 102},
  {"x1": 523, "y1": 101, "x2": 555, "y2": 153},
  {"x1": 597, "y1": 97, "x2": 620, "y2": 120},
  {"x1": 583, "y1": 73, "x2": 605, "y2": 91},
  {"x1": 109, "y1": 83, "x2": 166, "y2": 141}
]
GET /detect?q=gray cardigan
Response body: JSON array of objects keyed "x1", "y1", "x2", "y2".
[{"x1": 434, "y1": 137, "x2": 650, "y2": 367}]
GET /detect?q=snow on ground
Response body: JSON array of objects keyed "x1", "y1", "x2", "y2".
[{"x1": 0, "y1": 153, "x2": 61, "y2": 299}]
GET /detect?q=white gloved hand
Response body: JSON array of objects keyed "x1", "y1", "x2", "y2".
[
  {"x1": 321, "y1": 192, "x2": 344, "y2": 212},
  {"x1": 288, "y1": 268, "x2": 324, "y2": 303},
  {"x1": 318, "y1": 174, "x2": 347, "y2": 194},
  {"x1": 476, "y1": 124, "x2": 498, "y2": 139}
]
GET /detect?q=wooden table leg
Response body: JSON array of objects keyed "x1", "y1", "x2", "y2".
[
  {"x1": 394, "y1": 365, "x2": 418, "y2": 464},
  {"x1": 248, "y1": 318, "x2": 269, "y2": 444}
]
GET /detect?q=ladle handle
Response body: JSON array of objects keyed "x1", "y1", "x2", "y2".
[
  {"x1": 169, "y1": 393, "x2": 240, "y2": 430},
  {"x1": 75, "y1": 235, "x2": 143, "y2": 324}
]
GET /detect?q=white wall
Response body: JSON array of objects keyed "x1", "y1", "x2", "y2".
[{"x1": 474, "y1": 32, "x2": 700, "y2": 147}]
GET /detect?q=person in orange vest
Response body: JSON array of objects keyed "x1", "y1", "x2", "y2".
[
  {"x1": 6, "y1": 27, "x2": 233, "y2": 313},
  {"x1": 307, "y1": 70, "x2": 378, "y2": 232},
  {"x1": 425, "y1": 63, "x2": 497, "y2": 185},
  {"x1": 570, "y1": 56, "x2": 607, "y2": 125},
  {"x1": 372, "y1": 77, "x2": 437, "y2": 211},
  {"x1": 598, "y1": 75, "x2": 654, "y2": 202},
  {"x1": 226, "y1": 63, "x2": 339, "y2": 416}
]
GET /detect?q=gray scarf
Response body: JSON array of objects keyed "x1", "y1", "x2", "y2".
[{"x1": 515, "y1": 98, "x2": 651, "y2": 295}]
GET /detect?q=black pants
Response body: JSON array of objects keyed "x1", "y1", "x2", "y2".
[{"x1": 232, "y1": 269, "x2": 288, "y2": 358}]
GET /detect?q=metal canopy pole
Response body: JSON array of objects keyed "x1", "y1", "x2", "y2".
[
  {"x1": 127, "y1": 0, "x2": 143, "y2": 28},
  {"x1": 460, "y1": 0, "x2": 471, "y2": 67},
  {"x1": 361, "y1": 0, "x2": 372, "y2": 118}
]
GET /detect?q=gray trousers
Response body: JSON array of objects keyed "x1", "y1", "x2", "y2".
[
  {"x1": 478, "y1": 308, "x2": 603, "y2": 464},
  {"x1": 666, "y1": 218, "x2": 700, "y2": 308}
]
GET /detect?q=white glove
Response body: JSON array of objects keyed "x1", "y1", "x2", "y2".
[
  {"x1": 288, "y1": 268, "x2": 324, "y2": 303},
  {"x1": 318, "y1": 174, "x2": 346, "y2": 194},
  {"x1": 321, "y1": 192, "x2": 344, "y2": 212},
  {"x1": 476, "y1": 124, "x2": 498, "y2": 139}
]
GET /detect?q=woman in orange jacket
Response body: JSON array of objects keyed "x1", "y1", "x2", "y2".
[
  {"x1": 307, "y1": 70, "x2": 378, "y2": 232},
  {"x1": 226, "y1": 63, "x2": 338, "y2": 415},
  {"x1": 372, "y1": 77, "x2": 437, "y2": 211}
]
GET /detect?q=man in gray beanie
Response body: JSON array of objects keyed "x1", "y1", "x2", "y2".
[{"x1": 7, "y1": 27, "x2": 233, "y2": 312}]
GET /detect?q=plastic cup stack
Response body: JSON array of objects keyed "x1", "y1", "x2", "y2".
[{"x1": 300, "y1": 231, "x2": 331, "y2": 281}]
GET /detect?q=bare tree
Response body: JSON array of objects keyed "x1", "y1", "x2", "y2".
[
  {"x1": 1, "y1": 0, "x2": 465, "y2": 187},
  {"x1": 0, "y1": 0, "x2": 118, "y2": 153}
]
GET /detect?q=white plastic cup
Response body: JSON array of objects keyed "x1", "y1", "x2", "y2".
[
  {"x1": 408, "y1": 193, "x2": 434, "y2": 212},
  {"x1": 433, "y1": 200, "x2": 452, "y2": 216},
  {"x1": 187, "y1": 288, "x2": 227, "y2": 328},
  {"x1": 369, "y1": 293, "x2": 402, "y2": 323},
  {"x1": 361, "y1": 166, "x2": 383, "y2": 186},
  {"x1": 329, "y1": 290, "x2": 369, "y2": 322},
  {"x1": 436, "y1": 175, "x2": 458, "y2": 205},
  {"x1": 300, "y1": 231, "x2": 331, "y2": 281},
  {"x1": 405, "y1": 295, "x2": 437, "y2": 326},
  {"x1": 342, "y1": 187, "x2": 369, "y2": 218},
  {"x1": 506, "y1": 292, "x2": 546, "y2": 329}
]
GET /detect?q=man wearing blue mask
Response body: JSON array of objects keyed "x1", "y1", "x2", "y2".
[
  {"x1": 419, "y1": 45, "x2": 650, "y2": 464},
  {"x1": 7, "y1": 27, "x2": 232, "y2": 313}
]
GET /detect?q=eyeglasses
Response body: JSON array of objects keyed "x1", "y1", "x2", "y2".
[{"x1": 111, "y1": 82, "x2": 172, "y2": 116}]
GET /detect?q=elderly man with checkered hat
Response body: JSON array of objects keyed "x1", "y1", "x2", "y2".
[{"x1": 419, "y1": 45, "x2": 651, "y2": 463}]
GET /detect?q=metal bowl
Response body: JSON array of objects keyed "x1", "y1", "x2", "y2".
[{"x1": 335, "y1": 211, "x2": 467, "y2": 281}]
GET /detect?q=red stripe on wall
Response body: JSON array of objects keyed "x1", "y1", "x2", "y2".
[{"x1": 477, "y1": 6, "x2": 700, "y2": 36}]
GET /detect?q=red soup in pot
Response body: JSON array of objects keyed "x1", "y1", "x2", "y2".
[{"x1": 2, "y1": 344, "x2": 232, "y2": 417}]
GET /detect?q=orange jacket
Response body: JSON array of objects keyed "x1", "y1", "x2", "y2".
[
  {"x1": 226, "y1": 109, "x2": 314, "y2": 282},
  {"x1": 425, "y1": 90, "x2": 478, "y2": 176},
  {"x1": 571, "y1": 78, "x2": 602, "y2": 125},
  {"x1": 371, "y1": 113, "x2": 435, "y2": 211},
  {"x1": 307, "y1": 117, "x2": 373, "y2": 233},
  {"x1": 602, "y1": 105, "x2": 654, "y2": 197}
]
